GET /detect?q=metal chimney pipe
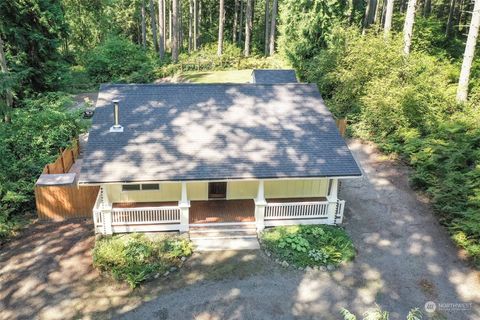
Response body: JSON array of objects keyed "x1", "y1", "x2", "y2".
[
  {"x1": 109, "y1": 99, "x2": 123, "y2": 132},
  {"x1": 113, "y1": 100, "x2": 119, "y2": 127}
]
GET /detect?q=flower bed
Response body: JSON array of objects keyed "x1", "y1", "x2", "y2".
[
  {"x1": 260, "y1": 225, "x2": 355, "y2": 269},
  {"x1": 93, "y1": 233, "x2": 193, "y2": 288}
]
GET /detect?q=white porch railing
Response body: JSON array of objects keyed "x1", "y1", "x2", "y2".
[
  {"x1": 111, "y1": 206, "x2": 180, "y2": 225},
  {"x1": 265, "y1": 201, "x2": 330, "y2": 220},
  {"x1": 92, "y1": 188, "x2": 104, "y2": 232}
]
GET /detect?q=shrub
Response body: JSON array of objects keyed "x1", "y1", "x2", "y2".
[
  {"x1": 85, "y1": 36, "x2": 154, "y2": 83},
  {"x1": 0, "y1": 92, "x2": 87, "y2": 240},
  {"x1": 93, "y1": 233, "x2": 193, "y2": 288},
  {"x1": 260, "y1": 225, "x2": 355, "y2": 268},
  {"x1": 289, "y1": 26, "x2": 480, "y2": 267}
]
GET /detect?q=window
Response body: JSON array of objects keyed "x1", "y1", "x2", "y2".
[
  {"x1": 122, "y1": 184, "x2": 160, "y2": 191},
  {"x1": 122, "y1": 184, "x2": 140, "y2": 191},
  {"x1": 208, "y1": 182, "x2": 227, "y2": 199},
  {"x1": 141, "y1": 183, "x2": 159, "y2": 190}
]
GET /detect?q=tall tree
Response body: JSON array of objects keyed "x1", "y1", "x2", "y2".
[
  {"x1": 239, "y1": 0, "x2": 244, "y2": 43},
  {"x1": 269, "y1": 0, "x2": 278, "y2": 55},
  {"x1": 234, "y1": 0, "x2": 239, "y2": 43},
  {"x1": 218, "y1": 0, "x2": 225, "y2": 55},
  {"x1": 384, "y1": 0, "x2": 394, "y2": 36},
  {"x1": 172, "y1": 0, "x2": 179, "y2": 61},
  {"x1": 244, "y1": 0, "x2": 253, "y2": 56},
  {"x1": 423, "y1": 0, "x2": 432, "y2": 16},
  {"x1": 141, "y1": 0, "x2": 147, "y2": 49},
  {"x1": 150, "y1": 0, "x2": 159, "y2": 51},
  {"x1": 456, "y1": 0, "x2": 480, "y2": 102},
  {"x1": 264, "y1": 0, "x2": 270, "y2": 55},
  {"x1": 445, "y1": 0, "x2": 456, "y2": 37},
  {"x1": 189, "y1": 0, "x2": 193, "y2": 52},
  {"x1": 363, "y1": 0, "x2": 378, "y2": 33},
  {"x1": 158, "y1": 0, "x2": 165, "y2": 58},
  {"x1": 0, "y1": 37, "x2": 12, "y2": 122},
  {"x1": 169, "y1": 2, "x2": 173, "y2": 50},
  {"x1": 403, "y1": 0, "x2": 417, "y2": 55},
  {"x1": 194, "y1": 0, "x2": 198, "y2": 50}
]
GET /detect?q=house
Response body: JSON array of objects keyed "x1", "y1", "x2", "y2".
[{"x1": 79, "y1": 71, "x2": 362, "y2": 235}]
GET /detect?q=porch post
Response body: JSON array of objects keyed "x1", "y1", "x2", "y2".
[
  {"x1": 178, "y1": 182, "x2": 190, "y2": 232},
  {"x1": 100, "y1": 185, "x2": 113, "y2": 235},
  {"x1": 326, "y1": 178, "x2": 338, "y2": 225},
  {"x1": 254, "y1": 180, "x2": 266, "y2": 231}
]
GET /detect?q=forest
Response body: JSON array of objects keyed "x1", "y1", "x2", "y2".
[{"x1": 0, "y1": 0, "x2": 479, "y2": 266}]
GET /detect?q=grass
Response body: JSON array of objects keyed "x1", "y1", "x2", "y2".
[
  {"x1": 93, "y1": 233, "x2": 193, "y2": 288},
  {"x1": 260, "y1": 225, "x2": 355, "y2": 268},
  {"x1": 179, "y1": 69, "x2": 253, "y2": 83}
]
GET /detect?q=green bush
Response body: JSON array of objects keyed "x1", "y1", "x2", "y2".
[
  {"x1": 93, "y1": 233, "x2": 193, "y2": 288},
  {"x1": 260, "y1": 225, "x2": 355, "y2": 268},
  {"x1": 291, "y1": 27, "x2": 480, "y2": 267},
  {"x1": 0, "y1": 92, "x2": 87, "y2": 240},
  {"x1": 85, "y1": 36, "x2": 154, "y2": 83}
]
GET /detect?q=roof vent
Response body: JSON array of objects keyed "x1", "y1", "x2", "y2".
[{"x1": 109, "y1": 100, "x2": 123, "y2": 133}]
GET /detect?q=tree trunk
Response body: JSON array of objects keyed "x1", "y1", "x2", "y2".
[
  {"x1": 142, "y1": 0, "x2": 147, "y2": 49},
  {"x1": 158, "y1": 0, "x2": 165, "y2": 58},
  {"x1": 423, "y1": 0, "x2": 431, "y2": 16},
  {"x1": 446, "y1": 0, "x2": 456, "y2": 36},
  {"x1": 179, "y1": 0, "x2": 183, "y2": 51},
  {"x1": 384, "y1": 0, "x2": 394, "y2": 36},
  {"x1": 374, "y1": 0, "x2": 383, "y2": 24},
  {"x1": 264, "y1": 0, "x2": 270, "y2": 55},
  {"x1": 194, "y1": 0, "x2": 198, "y2": 50},
  {"x1": 169, "y1": 6, "x2": 173, "y2": 50},
  {"x1": 172, "y1": 0, "x2": 179, "y2": 61},
  {"x1": 456, "y1": 0, "x2": 480, "y2": 102},
  {"x1": 456, "y1": 0, "x2": 466, "y2": 37},
  {"x1": 234, "y1": 0, "x2": 239, "y2": 43},
  {"x1": 269, "y1": 0, "x2": 277, "y2": 55},
  {"x1": 189, "y1": 0, "x2": 193, "y2": 53},
  {"x1": 239, "y1": 0, "x2": 244, "y2": 43},
  {"x1": 218, "y1": 0, "x2": 225, "y2": 56},
  {"x1": 403, "y1": 0, "x2": 417, "y2": 55},
  {"x1": 363, "y1": 0, "x2": 378, "y2": 33},
  {"x1": 150, "y1": 0, "x2": 159, "y2": 51},
  {"x1": 198, "y1": 0, "x2": 202, "y2": 47},
  {"x1": 0, "y1": 37, "x2": 12, "y2": 122},
  {"x1": 244, "y1": 0, "x2": 253, "y2": 56}
]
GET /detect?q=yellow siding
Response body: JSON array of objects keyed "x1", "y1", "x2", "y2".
[
  {"x1": 187, "y1": 182, "x2": 208, "y2": 200},
  {"x1": 105, "y1": 183, "x2": 181, "y2": 203},
  {"x1": 264, "y1": 179, "x2": 328, "y2": 198},
  {"x1": 227, "y1": 181, "x2": 258, "y2": 199}
]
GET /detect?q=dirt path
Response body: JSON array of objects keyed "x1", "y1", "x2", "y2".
[{"x1": 0, "y1": 139, "x2": 479, "y2": 319}]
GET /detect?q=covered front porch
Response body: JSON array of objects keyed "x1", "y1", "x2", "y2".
[{"x1": 92, "y1": 179, "x2": 346, "y2": 235}]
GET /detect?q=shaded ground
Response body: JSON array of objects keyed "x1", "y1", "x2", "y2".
[{"x1": 1, "y1": 139, "x2": 479, "y2": 319}]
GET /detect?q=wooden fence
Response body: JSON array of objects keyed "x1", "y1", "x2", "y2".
[
  {"x1": 335, "y1": 118, "x2": 347, "y2": 137},
  {"x1": 43, "y1": 139, "x2": 80, "y2": 174},
  {"x1": 35, "y1": 184, "x2": 100, "y2": 220}
]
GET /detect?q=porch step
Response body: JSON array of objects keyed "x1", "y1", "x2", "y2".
[
  {"x1": 192, "y1": 238, "x2": 260, "y2": 251},
  {"x1": 189, "y1": 224, "x2": 260, "y2": 251}
]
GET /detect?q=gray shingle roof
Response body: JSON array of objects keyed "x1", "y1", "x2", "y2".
[
  {"x1": 251, "y1": 69, "x2": 298, "y2": 83},
  {"x1": 78, "y1": 83, "x2": 361, "y2": 184}
]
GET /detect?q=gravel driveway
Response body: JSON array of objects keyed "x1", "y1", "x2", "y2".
[{"x1": 1, "y1": 139, "x2": 479, "y2": 320}]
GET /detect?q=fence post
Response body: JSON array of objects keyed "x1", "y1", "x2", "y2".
[{"x1": 102, "y1": 209, "x2": 113, "y2": 235}]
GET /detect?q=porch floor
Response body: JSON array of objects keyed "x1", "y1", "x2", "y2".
[{"x1": 189, "y1": 200, "x2": 255, "y2": 224}]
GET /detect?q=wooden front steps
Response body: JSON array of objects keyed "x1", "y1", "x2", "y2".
[{"x1": 189, "y1": 224, "x2": 260, "y2": 251}]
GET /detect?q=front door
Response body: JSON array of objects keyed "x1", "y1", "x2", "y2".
[{"x1": 208, "y1": 182, "x2": 227, "y2": 199}]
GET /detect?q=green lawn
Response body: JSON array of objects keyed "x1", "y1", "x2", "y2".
[{"x1": 179, "y1": 69, "x2": 252, "y2": 83}]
